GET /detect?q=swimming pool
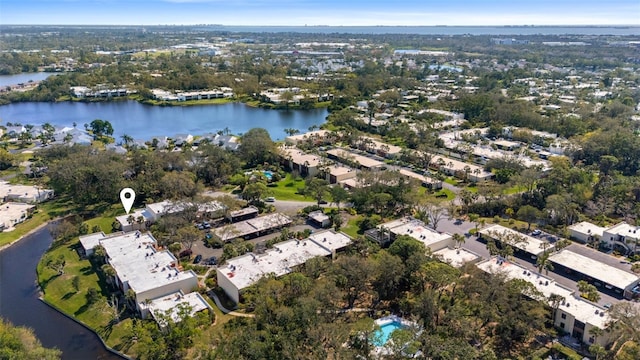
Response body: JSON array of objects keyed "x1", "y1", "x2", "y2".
[
  {"x1": 263, "y1": 170, "x2": 274, "y2": 180},
  {"x1": 373, "y1": 321, "x2": 404, "y2": 347}
]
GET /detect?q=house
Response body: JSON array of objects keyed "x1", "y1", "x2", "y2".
[
  {"x1": 80, "y1": 232, "x2": 200, "y2": 317},
  {"x1": 0, "y1": 181, "x2": 54, "y2": 203},
  {"x1": 308, "y1": 210, "x2": 331, "y2": 228},
  {"x1": 217, "y1": 230, "x2": 352, "y2": 303},
  {"x1": 478, "y1": 257, "x2": 611, "y2": 347},
  {"x1": 601, "y1": 222, "x2": 640, "y2": 254},
  {"x1": 549, "y1": 250, "x2": 640, "y2": 299},
  {"x1": 322, "y1": 164, "x2": 357, "y2": 184},
  {"x1": 280, "y1": 146, "x2": 322, "y2": 177},
  {"x1": 213, "y1": 213, "x2": 292, "y2": 242},
  {"x1": 173, "y1": 134, "x2": 193, "y2": 147},
  {"x1": 0, "y1": 202, "x2": 35, "y2": 231},
  {"x1": 106, "y1": 144, "x2": 127, "y2": 154},
  {"x1": 142, "y1": 291, "x2": 212, "y2": 325},
  {"x1": 285, "y1": 130, "x2": 330, "y2": 145},
  {"x1": 568, "y1": 221, "x2": 606, "y2": 244},
  {"x1": 478, "y1": 224, "x2": 553, "y2": 260},
  {"x1": 326, "y1": 148, "x2": 385, "y2": 171},
  {"x1": 226, "y1": 206, "x2": 259, "y2": 223},
  {"x1": 367, "y1": 217, "x2": 453, "y2": 250}
]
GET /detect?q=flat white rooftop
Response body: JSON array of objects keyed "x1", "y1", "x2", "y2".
[
  {"x1": 115, "y1": 208, "x2": 150, "y2": 227},
  {"x1": 0, "y1": 202, "x2": 34, "y2": 226},
  {"x1": 220, "y1": 230, "x2": 351, "y2": 291},
  {"x1": 285, "y1": 130, "x2": 329, "y2": 143},
  {"x1": 381, "y1": 217, "x2": 452, "y2": 250},
  {"x1": 215, "y1": 213, "x2": 292, "y2": 241},
  {"x1": 549, "y1": 250, "x2": 639, "y2": 290},
  {"x1": 100, "y1": 232, "x2": 197, "y2": 294},
  {"x1": 477, "y1": 257, "x2": 609, "y2": 329},
  {"x1": 568, "y1": 221, "x2": 606, "y2": 238},
  {"x1": 326, "y1": 148, "x2": 384, "y2": 169},
  {"x1": 147, "y1": 291, "x2": 212, "y2": 324},
  {"x1": 480, "y1": 224, "x2": 552, "y2": 256},
  {"x1": 433, "y1": 247, "x2": 480, "y2": 268},
  {"x1": 79, "y1": 232, "x2": 108, "y2": 252}
]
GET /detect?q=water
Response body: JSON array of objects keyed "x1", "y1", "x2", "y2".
[
  {"x1": 0, "y1": 72, "x2": 56, "y2": 87},
  {"x1": 374, "y1": 321, "x2": 404, "y2": 347},
  {"x1": 0, "y1": 101, "x2": 329, "y2": 141},
  {"x1": 206, "y1": 26, "x2": 640, "y2": 36},
  {"x1": 0, "y1": 227, "x2": 121, "y2": 359}
]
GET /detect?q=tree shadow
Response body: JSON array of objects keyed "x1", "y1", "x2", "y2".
[
  {"x1": 80, "y1": 266, "x2": 94, "y2": 275},
  {"x1": 39, "y1": 273, "x2": 62, "y2": 290},
  {"x1": 74, "y1": 302, "x2": 90, "y2": 316},
  {"x1": 61, "y1": 291, "x2": 77, "y2": 300}
]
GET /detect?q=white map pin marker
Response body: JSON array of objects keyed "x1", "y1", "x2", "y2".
[{"x1": 120, "y1": 188, "x2": 136, "y2": 214}]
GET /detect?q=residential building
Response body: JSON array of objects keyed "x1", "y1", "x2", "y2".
[
  {"x1": 548, "y1": 250, "x2": 640, "y2": 299},
  {"x1": 478, "y1": 257, "x2": 610, "y2": 347},
  {"x1": 602, "y1": 222, "x2": 640, "y2": 254},
  {"x1": 79, "y1": 232, "x2": 200, "y2": 318},
  {"x1": 0, "y1": 181, "x2": 54, "y2": 204},
  {"x1": 568, "y1": 221, "x2": 606, "y2": 244},
  {"x1": 326, "y1": 148, "x2": 385, "y2": 171},
  {"x1": 217, "y1": 230, "x2": 352, "y2": 303},
  {"x1": 308, "y1": 210, "x2": 330, "y2": 228},
  {"x1": 213, "y1": 213, "x2": 292, "y2": 242},
  {"x1": 226, "y1": 206, "x2": 259, "y2": 223},
  {"x1": 479, "y1": 224, "x2": 554, "y2": 260},
  {"x1": 280, "y1": 146, "x2": 322, "y2": 177},
  {"x1": 367, "y1": 217, "x2": 453, "y2": 251},
  {"x1": 0, "y1": 202, "x2": 35, "y2": 231}
]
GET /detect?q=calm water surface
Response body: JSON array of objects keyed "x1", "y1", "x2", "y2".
[
  {"x1": 0, "y1": 227, "x2": 121, "y2": 359},
  {"x1": 0, "y1": 101, "x2": 328, "y2": 141},
  {"x1": 0, "y1": 72, "x2": 56, "y2": 87}
]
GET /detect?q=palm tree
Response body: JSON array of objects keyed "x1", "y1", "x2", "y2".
[
  {"x1": 536, "y1": 251, "x2": 554, "y2": 275},
  {"x1": 452, "y1": 233, "x2": 465, "y2": 249},
  {"x1": 101, "y1": 264, "x2": 117, "y2": 287},
  {"x1": 121, "y1": 134, "x2": 133, "y2": 148}
]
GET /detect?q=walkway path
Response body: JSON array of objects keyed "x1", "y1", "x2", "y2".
[{"x1": 207, "y1": 290, "x2": 255, "y2": 318}]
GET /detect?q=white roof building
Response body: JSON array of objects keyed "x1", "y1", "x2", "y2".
[
  {"x1": 143, "y1": 291, "x2": 212, "y2": 325},
  {"x1": 214, "y1": 213, "x2": 292, "y2": 242},
  {"x1": 477, "y1": 257, "x2": 611, "y2": 346},
  {"x1": 0, "y1": 202, "x2": 35, "y2": 230},
  {"x1": 479, "y1": 224, "x2": 553, "y2": 258},
  {"x1": 80, "y1": 232, "x2": 199, "y2": 313},
  {"x1": 568, "y1": 221, "x2": 606, "y2": 244},
  {"x1": 217, "y1": 230, "x2": 352, "y2": 303},
  {"x1": 549, "y1": 250, "x2": 639, "y2": 298},
  {"x1": 0, "y1": 181, "x2": 54, "y2": 204}
]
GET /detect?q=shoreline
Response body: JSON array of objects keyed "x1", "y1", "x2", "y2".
[
  {"x1": 0, "y1": 217, "x2": 59, "y2": 253},
  {"x1": 1, "y1": 95, "x2": 330, "y2": 111}
]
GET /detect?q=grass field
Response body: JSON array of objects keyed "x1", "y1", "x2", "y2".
[
  {"x1": 267, "y1": 174, "x2": 309, "y2": 201},
  {"x1": 36, "y1": 240, "x2": 140, "y2": 355},
  {"x1": 341, "y1": 215, "x2": 363, "y2": 238}
]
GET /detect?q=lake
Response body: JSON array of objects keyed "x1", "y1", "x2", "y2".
[
  {"x1": 0, "y1": 101, "x2": 329, "y2": 141},
  {"x1": 0, "y1": 227, "x2": 121, "y2": 359},
  {"x1": 0, "y1": 72, "x2": 56, "y2": 87}
]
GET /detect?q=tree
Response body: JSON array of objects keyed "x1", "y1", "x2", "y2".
[
  {"x1": 303, "y1": 178, "x2": 330, "y2": 206},
  {"x1": 85, "y1": 288, "x2": 100, "y2": 305},
  {"x1": 284, "y1": 128, "x2": 300, "y2": 137},
  {"x1": 589, "y1": 344, "x2": 606, "y2": 360},
  {"x1": 331, "y1": 255, "x2": 373, "y2": 308},
  {"x1": 45, "y1": 254, "x2": 66, "y2": 275},
  {"x1": 605, "y1": 302, "x2": 640, "y2": 354},
  {"x1": 536, "y1": 251, "x2": 554, "y2": 275},
  {"x1": 0, "y1": 318, "x2": 61, "y2": 359},
  {"x1": 168, "y1": 242, "x2": 182, "y2": 257},
  {"x1": 238, "y1": 128, "x2": 276, "y2": 167},
  {"x1": 330, "y1": 186, "x2": 350, "y2": 211},
  {"x1": 577, "y1": 280, "x2": 600, "y2": 302},
  {"x1": 177, "y1": 226, "x2": 200, "y2": 251},
  {"x1": 452, "y1": 233, "x2": 465, "y2": 249},
  {"x1": 89, "y1": 119, "x2": 114, "y2": 139},
  {"x1": 121, "y1": 134, "x2": 134, "y2": 148},
  {"x1": 516, "y1": 205, "x2": 541, "y2": 230},
  {"x1": 389, "y1": 235, "x2": 426, "y2": 261}
]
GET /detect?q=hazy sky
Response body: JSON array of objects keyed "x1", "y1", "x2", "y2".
[{"x1": 2, "y1": 0, "x2": 639, "y2": 26}]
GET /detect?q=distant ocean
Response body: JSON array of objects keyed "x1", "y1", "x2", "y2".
[{"x1": 201, "y1": 26, "x2": 640, "y2": 36}]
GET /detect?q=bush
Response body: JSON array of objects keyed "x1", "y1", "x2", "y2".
[
  {"x1": 346, "y1": 208, "x2": 357, "y2": 216},
  {"x1": 85, "y1": 288, "x2": 100, "y2": 304},
  {"x1": 493, "y1": 216, "x2": 501, "y2": 223}
]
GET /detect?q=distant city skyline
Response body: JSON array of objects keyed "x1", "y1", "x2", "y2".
[{"x1": 2, "y1": 0, "x2": 639, "y2": 26}]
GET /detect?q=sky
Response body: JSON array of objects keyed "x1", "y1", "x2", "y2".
[{"x1": 1, "y1": 0, "x2": 639, "y2": 26}]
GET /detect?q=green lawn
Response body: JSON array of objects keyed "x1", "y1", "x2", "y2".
[
  {"x1": 341, "y1": 215, "x2": 363, "y2": 238},
  {"x1": 37, "y1": 241, "x2": 139, "y2": 355},
  {"x1": 503, "y1": 184, "x2": 527, "y2": 195},
  {"x1": 84, "y1": 204, "x2": 123, "y2": 234},
  {"x1": 444, "y1": 177, "x2": 458, "y2": 186},
  {"x1": 0, "y1": 198, "x2": 75, "y2": 248},
  {"x1": 267, "y1": 174, "x2": 311, "y2": 201}
]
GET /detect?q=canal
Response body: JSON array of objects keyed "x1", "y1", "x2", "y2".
[{"x1": 0, "y1": 227, "x2": 121, "y2": 359}]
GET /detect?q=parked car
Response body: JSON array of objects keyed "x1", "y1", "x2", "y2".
[
  {"x1": 179, "y1": 249, "x2": 193, "y2": 258},
  {"x1": 531, "y1": 229, "x2": 542, "y2": 236},
  {"x1": 193, "y1": 254, "x2": 202, "y2": 264},
  {"x1": 265, "y1": 197, "x2": 275, "y2": 202},
  {"x1": 204, "y1": 256, "x2": 217, "y2": 265}
]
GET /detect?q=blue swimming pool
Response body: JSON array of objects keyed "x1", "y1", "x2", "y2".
[
  {"x1": 263, "y1": 170, "x2": 274, "y2": 180},
  {"x1": 373, "y1": 321, "x2": 403, "y2": 347}
]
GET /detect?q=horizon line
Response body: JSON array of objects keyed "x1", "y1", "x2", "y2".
[{"x1": 2, "y1": 24, "x2": 639, "y2": 28}]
